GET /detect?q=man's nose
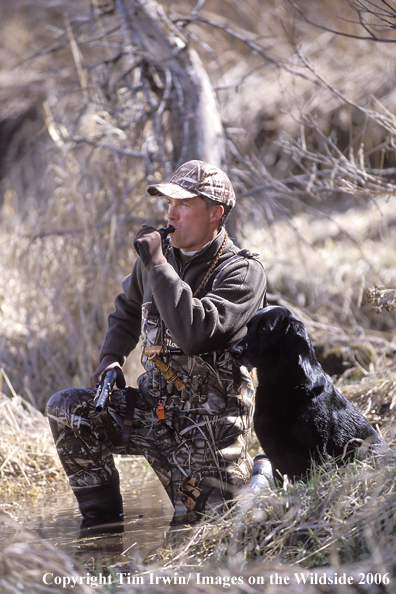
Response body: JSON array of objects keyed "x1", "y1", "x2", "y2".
[{"x1": 168, "y1": 203, "x2": 177, "y2": 220}]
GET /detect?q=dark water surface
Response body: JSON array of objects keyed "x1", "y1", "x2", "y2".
[{"x1": 6, "y1": 461, "x2": 181, "y2": 571}]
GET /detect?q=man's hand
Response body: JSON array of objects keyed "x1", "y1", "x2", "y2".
[
  {"x1": 133, "y1": 225, "x2": 167, "y2": 271},
  {"x1": 90, "y1": 355, "x2": 126, "y2": 389}
]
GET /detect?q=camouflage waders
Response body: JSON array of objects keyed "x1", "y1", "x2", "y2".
[{"x1": 46, "y1": 301, "x2": 255, "y2": 519}]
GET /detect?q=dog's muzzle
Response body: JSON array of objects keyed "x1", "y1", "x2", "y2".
[{"x1": 230, "y1": 343, "x2": 245, "y2": 360}]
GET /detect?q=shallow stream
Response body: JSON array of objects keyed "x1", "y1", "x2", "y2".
[{"x1": 3, "y1": 459, "x2": 185, "y2": 572}]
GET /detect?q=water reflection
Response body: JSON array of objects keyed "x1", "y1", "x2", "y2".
[{"x1": 11, "y1": 461, "x2": 178, "y2": 571}]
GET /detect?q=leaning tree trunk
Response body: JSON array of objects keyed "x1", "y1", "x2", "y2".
[
  {"x1": 115, "y1": 0, "x2": 226, "y2": 170},
  {"x1": 0, "y1": 0, "x2": 233, "y2": 231}
]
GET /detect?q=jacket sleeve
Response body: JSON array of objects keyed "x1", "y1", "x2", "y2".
[
  {"x1": 148, "y1": 257, "x2": 266, "y2": 355},
  {"x1": 99, "y1": 260, "x2": 144, "y2": 364}
]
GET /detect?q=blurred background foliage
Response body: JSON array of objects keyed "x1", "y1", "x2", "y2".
[{"x1": 0, "y1": 0, "x2": 396, "y2": 410}]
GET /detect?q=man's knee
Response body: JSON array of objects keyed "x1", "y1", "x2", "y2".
[
  {"x1": 46, "y1": 388, "x2": 78, "y2": 416},
  {"x1": 46, "y1": 389, "x2": 65, "y2": 414},
  {"x1": 45, "y1": 387, "x2": 94, "y2": 430}
]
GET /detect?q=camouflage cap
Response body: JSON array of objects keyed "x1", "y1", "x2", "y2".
[{"x1": 146, "y1": 160, "x2": 236, "y2": 207}]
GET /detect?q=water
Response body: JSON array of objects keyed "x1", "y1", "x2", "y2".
[{"x1": 5, "y1": 462, "x2": 182, "y2": 571}]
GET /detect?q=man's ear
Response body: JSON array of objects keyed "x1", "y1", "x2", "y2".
[
  {"x1": 280, "y1": 319, "x2": 310, "y2": 361},
  {"x1": 209, "y1": 204, "x2": 224, "y2": 225}
]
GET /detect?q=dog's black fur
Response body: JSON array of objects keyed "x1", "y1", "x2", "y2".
[{"x1": 231, "y1": 305, "x2": 394, "y2": 482}]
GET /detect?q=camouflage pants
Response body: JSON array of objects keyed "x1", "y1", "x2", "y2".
[{"x1": 46, "y1": 386, "x2": 253, "y2": 514}]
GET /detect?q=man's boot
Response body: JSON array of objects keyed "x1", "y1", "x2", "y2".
[{"x1": 74, "y1": 477, "x2": 124, "y2": 535}]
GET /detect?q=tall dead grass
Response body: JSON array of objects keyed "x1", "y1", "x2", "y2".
[
  {"x1": 0, "y1": 369, "x2": 67, "y2": 512},
  {"x1": 146, "y1": 460, "x2": 396, "y2": 570},
  {"x1": 0, "y1": 141, "x2": 149, "y2": 408}
]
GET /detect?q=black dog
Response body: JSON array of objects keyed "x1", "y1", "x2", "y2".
[{"x1": 231, "y1": 305, "x2": 394, "y2": 482}]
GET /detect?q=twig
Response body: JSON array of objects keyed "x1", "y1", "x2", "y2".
[{"x1": 367, "y1": 286, "x2": 396, "y2": 312}]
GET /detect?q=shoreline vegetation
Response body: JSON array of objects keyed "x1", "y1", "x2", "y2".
[
  {"x1": 1, "y1": 0, "x2": 396, "y2": 591},
  {"x1": 1, "y1": 356, "x2": 396, "y2": 592}
]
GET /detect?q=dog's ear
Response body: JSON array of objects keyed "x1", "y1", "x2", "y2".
[{"x1": 280, "y1": 318, "x2": 310, "y2": 361}]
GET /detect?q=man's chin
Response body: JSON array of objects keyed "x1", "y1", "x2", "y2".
[{"x1": 169, "y1": 232, "x2": 181, "y2": 249}]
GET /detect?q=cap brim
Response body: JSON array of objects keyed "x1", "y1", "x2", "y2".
[{"x1": 146, "y1": 182, "x2": 198, "y2": 199}]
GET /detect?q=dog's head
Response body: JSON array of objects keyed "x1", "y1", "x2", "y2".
[{"x1": 231, "y1": 305, "x2": 311, "y2": 368}]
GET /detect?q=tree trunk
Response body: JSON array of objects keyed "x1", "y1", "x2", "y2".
[{"x1": 117, "y1": 0, "x2": 226, "y2": 169}]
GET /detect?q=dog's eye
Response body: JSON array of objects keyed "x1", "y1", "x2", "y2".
[{"x1": 259, "y1": 326, "x2": 268, "y2": 335}]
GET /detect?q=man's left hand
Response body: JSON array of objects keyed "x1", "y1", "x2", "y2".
[{"x1": 134, "y1": 225, "x2": 167, "y2": 271}]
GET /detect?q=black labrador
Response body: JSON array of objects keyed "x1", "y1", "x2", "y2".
[{"x1": 231, "y1": 305, "x2": 394, "y2": 482}]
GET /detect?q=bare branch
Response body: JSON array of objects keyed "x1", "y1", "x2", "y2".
[
  {"x1": 174, "y1": 13, "x2": 320, "y2": 85},
  {"x1": 284, "y1": 0, "x2": 396, "y2": 43}
]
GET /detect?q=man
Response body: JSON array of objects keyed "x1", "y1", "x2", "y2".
[{"x1": 46, "y1": 160, "x2": 266, "y2": 525}]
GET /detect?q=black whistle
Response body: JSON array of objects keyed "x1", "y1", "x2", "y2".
[{"x1": 158, "y1": 225, "x2": 175, "y2": 239}]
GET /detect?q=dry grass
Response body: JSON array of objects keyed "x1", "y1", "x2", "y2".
[
  {"x1": 2, "y1": 461, "x2": 396, "y2": 593},
  {"x1": 0, "y1": 517, "x2": 97, "y2": 594},
  {"x1": 144, "y1": 454, "x2": 396, "y2": 569},
  {"x1": 0, "y1": 369, "x2": 68, "y2": 515},
  {"x1": 1, "y1": 1, "x2": 396, "y2": 592}
]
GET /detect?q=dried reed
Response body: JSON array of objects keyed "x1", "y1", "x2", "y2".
[
  {"x1": 145, "y1": 460, "x2": 396, "y2": 577},
  {"x1": 0, "y1": 368, "x2": 67, "y2": 512}
]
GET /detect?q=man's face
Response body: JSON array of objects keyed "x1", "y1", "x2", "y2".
[{"x1": 166, "y1": 196, "x2": 223, "y2": 252}]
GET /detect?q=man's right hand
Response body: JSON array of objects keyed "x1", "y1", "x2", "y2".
[
  {"x1": 90, "y1": 355, "x2": 126, "y2": 389},
  {"x1": 133, "y1": 225, "x2": 167, "y2": 271}
]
